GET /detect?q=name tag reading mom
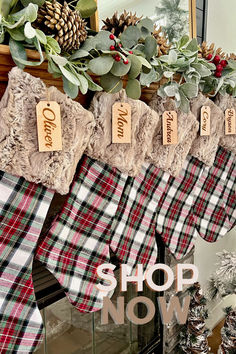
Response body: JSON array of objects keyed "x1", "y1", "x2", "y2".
[
  {"x1": 112, "y1": 102, "x2": 131, "y2": 144},
  {"x1": 36, "y1": 101, "x2": 62, "y2": 152},
  {"x1": 162, "y1": 111, "x2": 178, "y2": 145}
]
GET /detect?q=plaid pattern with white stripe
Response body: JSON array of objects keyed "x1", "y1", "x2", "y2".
[
  {"x1": 0, "y1": 172, "x2": 54, "y2": 353},
  {"x1": 110, "y1": 164, "x2": 170, "y2": 275},
  {"x1": 36, "y1": 156, "x2": 127, "y2": 313}
]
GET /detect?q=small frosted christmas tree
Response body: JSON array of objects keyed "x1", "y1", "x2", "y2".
[
  {"x1": 208, "y1": 251, "x2": 236, "y2": 354},
  {"x1": 179, "y1": 282, "x2": 210, "y2": 353}
]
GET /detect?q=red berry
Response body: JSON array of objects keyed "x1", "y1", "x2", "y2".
[
  {"x1": 216, "y1": 64, "x2": 223, "y2": 72},
  {"x1": 115, "y1": 55, "x2": 121, "y2": 62},
  {"x1": 215, "y1": 71, "x2": 222, "y2": 78},
  {"x1": 118, "y1": 43, "x2": 122, "y2": 47},
  {"x1": 206, "y1": 54, "x2": 213, "y2": 60},
  {"x1": 129, "y1": 50, "x2": 133, "y2": 54},
  {"x1": 123, "y1": 59, "x2": 129, "y2": 65},
  {"x1": 110, "y1": 45, "x2": 115, "y2": 51},
  {"x1": 109, "y1": 34, "x2": 115, "y2": 40},
  {"x1": 213, "y1": 55, "x2": 221, "y2": 64},
  {"x1": 220, "y1": 59, "x2": 228, "y2": 68}
]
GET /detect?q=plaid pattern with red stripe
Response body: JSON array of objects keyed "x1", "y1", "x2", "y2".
[
  {"x1": 156, "y1": 156, "x2": 204, "y2": 259},
  {"x1": 0, "y1": 172, "x2": 54, "y2": 353},
  {"x1": 110, "y1": 164, "x2": 170, "y2": 274},
  {"x1": 193, "y1": 147, "x2": 235, "y2": 242},
  {"x1": 36, "y1": 155, "x2": 127, "y2": 313}
]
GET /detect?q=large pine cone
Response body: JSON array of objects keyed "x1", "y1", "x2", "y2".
[
  {"x1": 36, "y1": 0, "x2": 87, "y2": 52},
  {"x1": 102, "y1": 10, "x2": 142, "y2": 37},
  {"x1": 198, "y1": 41, "x2": 227, "y2": 59},
  {"x1": 153, "y1": 26, "x2": 171, "y2": 57}
]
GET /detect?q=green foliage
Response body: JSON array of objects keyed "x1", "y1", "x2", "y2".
[{"x1": 76, "y1": 0, "x2": 97, "y2": 18}]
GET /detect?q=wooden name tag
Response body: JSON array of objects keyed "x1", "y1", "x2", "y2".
[
  {"x1": 36, "y1": 101, "x2": 62, "y2": 152},
  {"x1": 162, "y1": 111, "x2": 178, "y2": 145},
  {"x1": 112, "y1": 102, "x2": 131, "y2": 143},
  {"x1": 200, "y1": 106, "x2": 211, "y2": 136},
  {"x1": 225, "y1": 108, "x2": 236, "y2": 135}
]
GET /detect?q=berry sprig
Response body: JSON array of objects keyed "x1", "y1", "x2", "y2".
[
  {"x1": 109, "y1": 33, "x2": 130, "y2": 64},
  {"x1": 206, "y1": 54, "x2": 228, "y2": 78}
]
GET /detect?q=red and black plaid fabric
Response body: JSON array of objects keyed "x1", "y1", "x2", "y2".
[
  {"x1": 192, "y1": 147, "x2": 235, "y2": 242},
  {"x1": 36, "y1": 155, "x2": 127, "y2": 313},
  {"x1": 156, "y1": 156, "x2": 204, "y2": 259},
  {"x1": 0, "y1": 171, "x2": 54, "y2": 353},
  {"x1": 109, "y1": 164, "x2": 170, "y2": 274}
]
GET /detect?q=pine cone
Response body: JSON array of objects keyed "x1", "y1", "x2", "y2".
[
  {"x1": 35, "y1": 0, "x2": 87, "y2": 52},
  {"x1": 102, "y1": 10, "x2": 142, "y2": 37},
  {"x1": 153, "y1": 26, "x2": 171, "y2": 57},
  {"x1": 198, "y1": 41, "x2": 227, "y2": 59}
]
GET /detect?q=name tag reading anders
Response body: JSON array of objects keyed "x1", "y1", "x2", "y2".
[
  {"x1": 36, "y1": 101, "x2": 62, "y2": 152},
  {"x1": 162, "y1": 111, "x2": 178, "y2": 145},
  {"x1": 112, "y1": 102, "x2": 131, "y2": 144}
]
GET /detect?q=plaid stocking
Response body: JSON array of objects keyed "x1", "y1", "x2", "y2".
[
  {"x1": 0, "y1": 172, "x2": 54, "y2": 353},
  {"x1": 109, "y1": 164, "x2": 170, "y2": 275},
  {"x1": 193, "y1": 147, "x2": 236, "y2": 242},
  {"x1": 193, "y1": 147, "x2": 235, "y2": 242},
  {"x1": 36, "y1": 155, "x2": 127, "y2": 313},
  {"x1": 156, "y1": 157, "x2": 204, "y2": 259}
]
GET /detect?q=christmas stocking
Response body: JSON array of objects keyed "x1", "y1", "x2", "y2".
[
  {"x1": 86, "y1": 89, "x2": 159, "y2": 176},
  {"x1": 36, "y1": 155, "x2": 127, "y2": 312},
  {"x1": 0, "y1": 172, "x2": 54, "y2": 353},
  {"x1": 109, "y1": 163, "x2": 170, "y2": 275},
  {"x1": 147, "y1": 95, "x2": 199, "y2": 177},
  {"x1": 156, "y1": 156, "x2": 204, "y2": 259},
  {"x1": 192, "y1": 147, "x2": 235, "y2": 242}
]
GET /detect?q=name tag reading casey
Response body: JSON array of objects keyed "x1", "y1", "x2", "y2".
[
  {"x1": 36, "y1": 101, "x2": 62, "y2": 152},
  {"x1": 200, "y1": 106, "x2": 211, "y2": 136},
  {"x1": 112, "y1": 102, "x2": 131, "y2": 143}
]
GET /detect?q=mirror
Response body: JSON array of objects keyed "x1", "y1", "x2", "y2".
[{"x1": 93, "y1": 0, "x2": 196, "y2": 41}]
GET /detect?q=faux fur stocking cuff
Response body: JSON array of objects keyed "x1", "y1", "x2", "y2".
[
  {"x1": 146, "y1": 95, "x2": 199, "y2": 177},
  {"x1": 215, "y1": 94, "x2": 236, "y2": 155},
  {"x1": 86, "y1": 90, "x2": 159, "y2": 176},
  {"x1": 190, "y1": 93, "x2": 224, "y2": 166},
  {"x1": 0, "y1": 67, "x2": 95, "y2": 194}
]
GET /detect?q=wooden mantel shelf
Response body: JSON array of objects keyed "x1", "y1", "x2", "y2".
[{"x1": 0, "y1": 44, "x2": 162, "y2": 105}]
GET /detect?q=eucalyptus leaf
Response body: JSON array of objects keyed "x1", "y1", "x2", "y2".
[
  {"x1": 0, "y1": 0, "x2": 12, "y2": 17},
  {"x1": 63, "y1": 76, "x2": 79, "y2": 99},
  {"x1": 179, "y1": 35, "x2": 189, "y2": 48},
  {"x1": 180, "y1": 82, "x2": 198, "y2": 98},
  {"x1": 48, "y1": 58, "x2": 61, "y2": 75},
  {"x1": 88, "y1": 55, "x2": 114, "y2": 75},
  {"x1": 84, "y1": 72, "x2": 103, "y2": 91},
  {"x1": 24, "y1": 21, "x2": 36, "y2": 39},
  {"x1": 51, "y1": 54, "x2": 68, "y2": 66},
  {"x1": 186, "y1": 38, "x2": 198, "y2": 52},
  {"x1": 163, "y1": 71, "x2": 174, "y2": 78},
  {"x1": 100, "y1": 73, "x2": 123, "y2": 93},
  {"x1": 128, "y1": 54, "x2": 142, "y2": 79},
  {"x1": 7, "y1": 27, "x2": 25, "y2": 41},
  {"x1": 59, "y1": 65, "x2": 81, "y2": 86},
  {"x1": 140, "y1": 67, "x2": 157, "y2": 87},
  {"x1": 0, "y1": 25, "x2": 5, "y2": 43},
  {"x1": 110, "y1": 59, "x2": 131, "y2": 77},
  {"x1": 70, "y1": 49, "x2": 89, "y2": 60},
  {"x1": 179, "y1": 90, "x2": 190, "y2": 113},
  {"x1": 76, "y1": 0, "x2": 97, "y2": 18},
  {"x1": 120, "y1": 26, "x2": 141, "y2": 48},
  {"x1": 80, "y1": 36, "x2": 95, "y2": 51},
  {"x1": 125, "y1": 79, "x2": 141, "y2": 99},
  {"x1": 46, "y1": 36, "x2": 61, "y2": 54},
  {"x1": 35, "y1": 29, "x2": 47, "y2": 44},
  {"x1": 21, "y1": 0, "x2": 44, "y2": 7},
  {"x1": 137, "y1": 18, "x2": 154, "y2": 33},
  {"x1": 164, "y1": 83, "x2": 179, "y2": 97},
  {"x1": 9, "y1": 37, "x2": 26, "y2": 69},
  {"x1": 137, "y1": 55, "x2": 152, "y2": 69},
  {"x1": 168, "y1": 50, "x2": 177, "y2": 65},
  {"x1": 76, "y1": 73, "x2": 88, "y2": 94},
  {"x1": 94, "y1": 30, "x2": 113, "y2": 51},
  {"x1": 228, "y1": 59, "x2": 236, "y2": 70},
  {"x1": 10, "y1": 3, "x2": 38, "y2": 23},
  {"x1": 192, "y1": 63, "x2": 211, "y2": 77},
  {"x1": 144, "y1": 35, "x2": 157, "y2": 60}
]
